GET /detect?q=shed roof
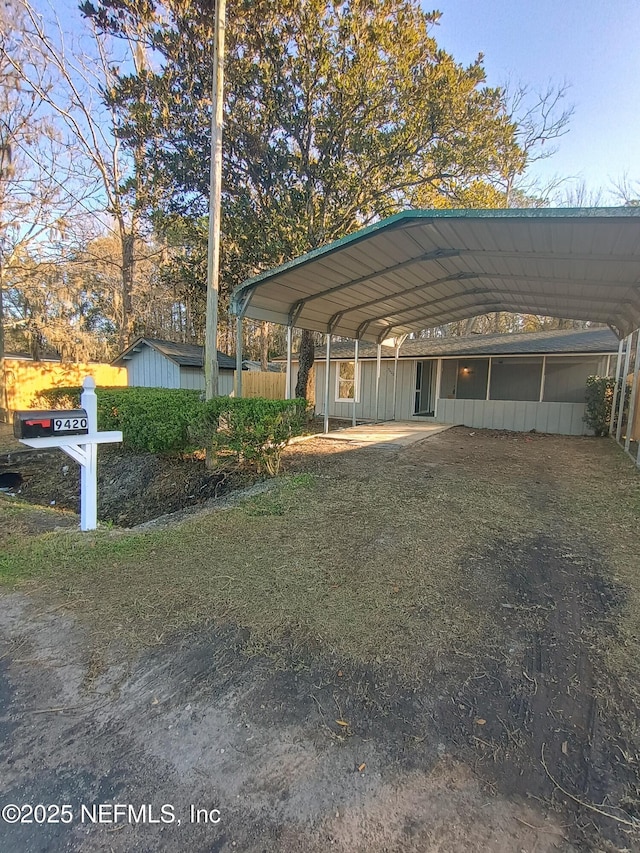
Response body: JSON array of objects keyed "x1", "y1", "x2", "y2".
[
  {"x1": 230, "y1": 208, "x2": 640, "y2": 342},
  {"x1": 304, "y1": 327, "x2": 619, "y2": 361},
  {"x1": 113, "y1": 338, "x2": 237, "y2": 370}
]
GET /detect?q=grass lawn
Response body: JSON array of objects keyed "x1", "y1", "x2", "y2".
[
  {"x1": 3, "y1": 427, "x2": 640, "y2": 849},
  {"x1": 1, "y1": 428, "x2": 639, "y2": 696}
]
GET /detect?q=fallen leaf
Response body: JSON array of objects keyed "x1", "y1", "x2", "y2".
[
  {"x1": 475, "y1": 718, "x2": 486, "y2": 726},
  {"x1": 562, "y1": 740, "x2": 569, "y2": 755},
  {"x1": 335, "y1": 719, "x2": 350, "y2": 727},
  {"x1": 358, "y1": 763, "x2": 366, "y2": 772},
  {"x1": 337, "y1": 670, "x2": 343, "y2": 677}
]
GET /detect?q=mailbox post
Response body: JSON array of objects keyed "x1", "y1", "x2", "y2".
[
  {"x1": 81, "y1": 378, "x2": 98, "y2": 530},
  {"x1": 15, "y1": 376, "x2": 123, "y2": 531}
]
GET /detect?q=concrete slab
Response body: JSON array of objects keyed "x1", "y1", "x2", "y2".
[{"x1": 319, "y1": 421, "x2": 453, "y2": 446}]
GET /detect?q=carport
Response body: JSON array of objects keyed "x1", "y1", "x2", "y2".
[{"x1": 230, "y1": 208, "x2": 640, "y2": 463}]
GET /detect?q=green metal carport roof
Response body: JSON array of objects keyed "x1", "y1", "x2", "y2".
[{"x1": 230, "y1": 208, "x2": 640, "y2": 342}]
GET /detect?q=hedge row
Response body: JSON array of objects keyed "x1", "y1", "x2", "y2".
[{"x1": 32, "y1": 386, "x2": 307, "y2": 472}]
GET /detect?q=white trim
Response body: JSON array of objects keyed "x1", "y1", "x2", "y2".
[
  {"x1": 285, "y1": 325, "x2": 292, "y2": 399},
  {"x1": 539, "y1": 355, "x2": 547, "y2": 402},
  {"x1": 375, "y1": 344, "x2": 382, "y2": 422},
  {"x1": 335, "y1": 359, "x2": 360, "y2": 403},
  {"x1": 434, "y1": 358, "x2": 443, "y2": 420},
  {"x1": 352, "y1": 339, "x2": 359, "y2": 427},
  {"x1": 288, "y1": 350, "x2": 615, "y2": 366},
  {"x1": 610, "y1": 338, "x2": 625, "y2": 435},
  {"x1": 323, "y1": 335, "x2": 331, "y2": 433},
  {"x1": 616, "y1": 335, "x2": 632, "y2": 443},
  {"x1": 624, "y1": 330, "x2": 640, "y2": 452}
]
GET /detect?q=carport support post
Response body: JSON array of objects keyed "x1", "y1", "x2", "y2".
[
  {"x1": 352, "y1": 338, "x2": 359, "y2": 427},
  {"x1": 80, "y1": 377, "x2": 98, "y2": 532},
  {"x1": 610, "y1": 338, "x2": 624, "y2": 435},
  {"x1": 391, "y1": 335, "x2": 406, "y2": 421},
  {"x1": 434, "y1": 358, "x2": 443, "y2": 420},
  {"x1": 235, "y1": 315, "x2": 243, "y2": 398},
  {"x1": 323, "y1": 334, "x2": 331, "y2": 434},
  {"x1": 625, "y1": 330, "x2": 640, "y2": 453},
  {"x1": 616, "y1": 334, "x2": 632, "y2": 444},
  {"x1": 285, "y1": 325, "x2": 292, "y2": 400},
  {"x1": 392, "y1": 342, "x2": 399, "y2": 420},
  {"x1": 375, "y1": 343, "x2": 382, "y2": 422},
  {"x1": 539, "y1": 356, "x2": 547, "y2": 402}
]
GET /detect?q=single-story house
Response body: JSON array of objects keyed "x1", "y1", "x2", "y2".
[
  {"x1": 289, "y1": 327, "x2": 619, "y2": 435},
  {"x1": 112, "y1": 338, "x2": 239, "y2": 394},
  {"x1": 230, "y1": 209, "x2": 640, "y2": 448}
]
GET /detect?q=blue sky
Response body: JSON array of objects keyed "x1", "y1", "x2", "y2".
[
  {"x1": 46, "y1": 0, "x2": 639, "y2": 205},
  {"x1": 429, "y1": 0, "x2": 640, "y2": 203}
]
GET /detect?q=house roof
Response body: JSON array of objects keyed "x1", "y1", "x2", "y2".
[
  {"x1": 301, "y1": 327, "x2": 620, "y2": 361},
  {"x1": 112, "y1": 338, "x2": 237, "y2": 370},
  {"x1": 230, "y1": 208, "x2": 640, "y2": 342},
  {"x1": 5, "y1": 351, "x2": 62, "y2": 362},
  {"x1": 242, "y1": 360, "x2": 286, "y2": 373}
]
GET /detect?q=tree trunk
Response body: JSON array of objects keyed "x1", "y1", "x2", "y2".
[
  {"x1": 0, "y1": 258, "x2": 5, "y2": 419},
  {"x1": 120, "y1": 232, "x2": 135, "y2": 349},
  {"x1": 295, "y1": 328, "x2": 315, "y2": 400},
  {"x1": 260, "y1": 321, "x2": 269, "y2": 370}
]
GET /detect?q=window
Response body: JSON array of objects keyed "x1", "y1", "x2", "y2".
[
  {"x1": 456, "y1": 358, "x2": 489, "y2": 400},
  {"x1": 543, "y1": 357, "x2": 600, "y2": 403},
  {"x1": 335, "y1": 361, "x2": 359, "y2": 402},
  {"x1": 438, "y1": 359, "x2": 489, "y2": 400},
  {"x1": 490, "y1": 357, "x2": 542, "y2": 401}
]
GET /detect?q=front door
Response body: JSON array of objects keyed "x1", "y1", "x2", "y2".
[{"x1": 414, "y1": 360, "x2": 434, "y2": 415}]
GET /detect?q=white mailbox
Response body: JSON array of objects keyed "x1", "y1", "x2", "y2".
[{"x1": 17, "y1": 377, "x2": 123, "y2": 531}]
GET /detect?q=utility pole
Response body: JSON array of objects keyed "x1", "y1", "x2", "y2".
[
  {"x1": 204, "y1": 0, "x2": 226, "y2": 401},
  {"x1": 0, "y1": 139, "x2": 11, "y2": 421}
]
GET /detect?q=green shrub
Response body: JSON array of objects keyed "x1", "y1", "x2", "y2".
[
  {"x1": 98, "y1": 388, "x2": 204, "y2": 454},
  {"x1": 32, "y1": 387, "x2": 307, "y2": 465},
  {"x1": 584, "y1": 375, "x2": 631, "y2": 437},
  {"x1": 192, "y1": 397, "x2": 307, "y2": 475},
  {"x1": 31, "y1": 386, "x2": 82, "y2": 410},
  {"x1": 32, "y1": 386, "x2": 203, "y2": 454}
]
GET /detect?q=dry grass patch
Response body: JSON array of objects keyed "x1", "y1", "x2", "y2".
[
  {"x1": 0, "y1": 422, "x2": 21, "y2": 453},
  {"x1": 1, "y1": 429, "x2": 639, "y2": 690}
]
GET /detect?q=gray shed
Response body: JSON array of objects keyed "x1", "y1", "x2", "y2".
[{"x1": 112, "y1": 338, "x2": 237, "y2": 394}]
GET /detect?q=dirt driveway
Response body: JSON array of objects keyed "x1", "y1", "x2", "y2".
[{"x1": 1, "y1": 428, "x2": 639, "y2": 852}]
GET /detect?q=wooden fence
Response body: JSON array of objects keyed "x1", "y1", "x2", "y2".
[
  {"x1": 1, "y1": 358, "x2": 127, "y2": 419},
  {"x1": 240, "y1": 370, "x2": 286, "y2": 399}
]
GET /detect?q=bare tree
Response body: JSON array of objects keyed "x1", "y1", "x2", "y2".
[
  {"x1": 554, "y1": 179, "x2": 604, "y2": 208},
  {"x1": 613, "y1": 173, "x2": 640, "y2": 207},
  {"x1": 498, "y1": 81, "x2": 574, "y2": 206},
  {"x1": 0, "y1": 0, "x2": 88, "y2": 407},
  {"x1": 5, "y1": 0, "x2": 153, "y2": 350}
]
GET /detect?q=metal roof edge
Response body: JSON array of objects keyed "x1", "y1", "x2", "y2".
[
  {"x1": 229, "y1": 206, "x2": 640, "y2": 317},
  {"x1": 230, "y1": 210, "x2": 416, "y2": 314},
  {"x1": 281, "y1": 350, "x2": 616, "y2": 363},
  {"x1": 111, "y1": 336, "x2": 151, "y2": 366}
]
